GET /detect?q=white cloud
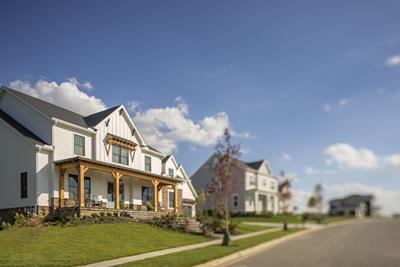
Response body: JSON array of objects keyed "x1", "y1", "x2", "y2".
[
  {"x1": 132, "y1": 97, "x2": 237, "y2": 154},
  {"x1": 338, "y1": 98, "x2": 349, "y2": 107},
  {"x1": 285, "y1": 172, "x2": 299, "y2": 183},
  {"x1": 304, "y1": 166, "x2": 320, "y2": 175},
  {"x1": 282, "y1": 153, "x2": 292, "y2": 161},
  {"x1": 385, "y1": 54, "x2": 400, "y2": 66},
  {"x1": 324, "y1": 143, "x2": 400, "y2": 170},
  {"x1": 324, "y1": 143, "x2": 380, "y2": 169},
  {"x1": 329, "y1": 182, "x2": 400, "y2": 215},
  {"x1": 383, "y1": 154, "x2": 400, "y2": 168},
  {"x1": 9, "y1": 79, "x2": 106, "y2": 116},
  {"x1": 323, "y1": 104, "x2": 332, "y2": 112},
  {"x1": 127, "y1": 101, "x2": 142, "y2": 113}
]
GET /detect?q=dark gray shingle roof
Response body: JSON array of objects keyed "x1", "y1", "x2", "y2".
[
  {"x1": 4, "y1": 87, "x2": 88, "y2": 127},
  {"x1": 0, "y1": 109, "x2": 48, "y2": 146},
  {"x1": 84, "y1": 106, "x2": 120, "y2": 127},
  {"x1": 246, "y1": 160, "x2": 264, "y2": 170},
  {"x1": 2, "y1": 86, "x2": 120, "y2": 129}
]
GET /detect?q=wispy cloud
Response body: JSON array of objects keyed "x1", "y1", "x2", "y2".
[
  {"x1": 338, "y1": 98, "x2": 349, "y2": 107},
  {"x1": 304, "y1": 166, "x2": 320, "y2": 175},
  {"x1": 385, "y1": 54, "x2": 400, "y2": 66},
  {"x1": 281, "y1": 153, "x2": 292, "y2": 161},
  {"x1": 323, "y1": 104, "x2": 332, "y2": 112}
]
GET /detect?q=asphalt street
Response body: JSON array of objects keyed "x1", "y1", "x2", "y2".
[{"x1": 222, "y1": 219, "x2": 400, "y2": 267}]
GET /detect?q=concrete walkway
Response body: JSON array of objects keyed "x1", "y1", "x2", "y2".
[{"x1": 79, "y1": 227, "x2": 282, "y2": 267}]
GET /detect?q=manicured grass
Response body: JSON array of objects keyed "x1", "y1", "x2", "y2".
[
  {"x1": 0, "y1": 223, "x2": 208, "y2": 266},
  {"x1": 234, "y1": 214, "x2": 303, "y2": 224},
  {"x1": 234, "y1": 223, "x2": 272, "y2": 234},
  {"x1": 118, "y1": 228, "x2": 302, "y2": 267}
]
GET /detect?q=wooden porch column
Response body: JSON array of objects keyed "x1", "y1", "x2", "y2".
[
  {"x1": 59, "y1": 168, "x2": 66, "y2": 208},
  {"x1": 173, "y1": 183, "x2": 179, "y2": 213},
  {"x1": 77, "y1": 164, "x2": 89, "y2": 207},
  {"x1": 112, "y1": 172, "x2": 123, "y2": 209},
  {"x1": 151, "y1": 180, "x2": 159, "y2": 211}
]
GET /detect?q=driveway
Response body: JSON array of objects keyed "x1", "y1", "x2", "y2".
[{"x1": 221, "y1": 219, "x2": 400, "y2": 267}]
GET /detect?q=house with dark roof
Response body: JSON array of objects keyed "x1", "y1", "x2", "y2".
[
  {"x1": 0, "y1": 86, "x2": 197, "y2": 219},
  {"x1": 329, "y1": 195, "x2": 374, "y2": 218},
  {"x1": 191, "y1": 154, "x2": 279, "y2": 214}
]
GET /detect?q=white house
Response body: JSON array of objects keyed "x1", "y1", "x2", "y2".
[
  {"x1": 0, "y1": 86, "x2": 197, "y2": 219},
  {"x1": 191, "y1": 154, "x2": 279, "y2": 215}
]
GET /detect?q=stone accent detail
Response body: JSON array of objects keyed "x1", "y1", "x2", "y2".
[
  {"x1": 162, "y1": 187, "x2": 168, "y2": 210},
  {"x1": 178, "y1": 189, "x2": 183, "y2": 214},
  {"x1": 0, "y1": 206, "x2": 36, "y2": 224}
]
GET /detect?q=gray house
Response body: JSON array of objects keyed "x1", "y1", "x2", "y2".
[
  {"x1": 191, "y1": 154, "x2": 279, "y2": 215},
  {"x1": 329, "y1": 195, "x2": 374, "y2": 218}
]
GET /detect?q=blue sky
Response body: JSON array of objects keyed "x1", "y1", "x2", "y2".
[{"x1": 1, "y1": 0, "x2": 399, "y2": 213}]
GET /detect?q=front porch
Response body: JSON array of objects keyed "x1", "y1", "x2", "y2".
[{"x1": 54, "y1": 157, "x2": 182, "y2": 216}]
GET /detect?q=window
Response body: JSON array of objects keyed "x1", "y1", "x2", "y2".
[
  {"x1": 233, "y1": 195, "x2": 238, "y2": 207},
  {"x1": 263, "y1": 179, "x2": 267, "y2": 186},
  {"x1": 168, "y1": 168, "x2": 174, "y2": 177},
  {"x1": 142, "y1": 187, "x2": 153, "y2": 204},
  {"x1": 20, "y1": 172, "x2": 27, "y2": 199},
  {"x1": 74, "y1": 134, "x2": 85, "y2": 156},
  {"x1": 145, "y1": 156, "x2": 152, "y2": 172},
  {"x1": 112, "y1": 145, "x2": 129, "y2": 165},
  {"x1": 271, "y1": 182, "x2": 275, "y2": 190},
  {"x1": 249, "y1": 175, "x2": 256, "y2": 186},
  {"x1": 69, "y1": 175, "x2": 90, "y2": 201},
  {"x1": 168, "y1": 190, "x2": 175, "y2": 209}
]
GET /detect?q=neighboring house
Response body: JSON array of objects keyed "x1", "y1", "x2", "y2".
[
  {"x1": 0, "y1": 86, "x2": 197, "y2": 219},
  {"x1": 329, "y1": 195, "x2": 374, "y2": 218},
  {"x1": 191, "y1": 154, "x2": 279, "y2": 215}
]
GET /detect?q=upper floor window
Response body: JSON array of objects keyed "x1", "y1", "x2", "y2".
[
  {"x1": 249, "y1": 175, "x2": 256, "y2": 186},
  {"x1": 74, "y1": 134, "x2": 85, "y2": 156},
  {"x1": 263, "y1": 179, "x2": 267, "y2": 186},
  {"x1": 145, "y1": 156, "x2": 152, "y2": 172},
  {"x1": 168, "y1": 168, "x2": 174, "y2": 177},
  {"x1": 20, "y1": 172, "x2": 27, "y2": 199},
  {"x1": 233, "y1": 195, "x2": 238, "y2": 207},
  {"x1": 112, "y1": 145, "x2": 129, "y2": 165},
  {"x1": 271, "y1": 182, "x2": 275, "y2": 190}
]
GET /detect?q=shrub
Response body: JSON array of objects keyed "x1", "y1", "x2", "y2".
[
  {"x1": 150, "y1": 213, "x2": 186, "y2": 232},
  {"x1": 106, "y1": 212, "x2": 113, "y2": 217},
  {"x1": 0, "y1": 222, "x2": 12, "y2": 231},
  {"x1": 113, "y1": 212, "x2": 119, "y2": 217},
  {"x1": 91, "y1": 213, "x2": 99, "y2": 218},
  {"x1": 99, "y1": 212, "x2": 105, "y2": 217},
  {"x1": 146, "y1": 202, "x2": 154, "y2": 211}
]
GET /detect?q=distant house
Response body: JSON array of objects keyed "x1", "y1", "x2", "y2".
[
  {"x1": 191, "y1": 154, "x2": 279, "y2": 215},
  {"x1": 0, "y1": 86, "x2": 197, "y2": 220},
  {"x1": 329, "y1": 195, "x2": 374, "y2": 218}
]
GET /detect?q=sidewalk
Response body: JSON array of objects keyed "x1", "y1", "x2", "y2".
[{"x1": 79, "y1": 227, "x2": 282, "y2": 267}]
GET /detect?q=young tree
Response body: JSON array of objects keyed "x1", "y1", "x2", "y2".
[
  {"x1": 308, "y1": 183, "x2": 324, "y2": 222},
  {"x1": 278, "y1": 172, "x2": 292, "y2": 214},
  {"x1": 210, "y1": 128, "x2": 241, "y2": 246}
]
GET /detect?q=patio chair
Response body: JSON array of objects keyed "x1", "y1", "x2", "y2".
[{"x1": 91, "y1": 195, "x2": 103, "y2": 208}]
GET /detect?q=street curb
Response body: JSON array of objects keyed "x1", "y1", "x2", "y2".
[{"x1": 193, "y1": 219, "x2": 365, "y2": 267}]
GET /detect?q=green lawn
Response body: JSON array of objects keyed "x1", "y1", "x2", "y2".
[
  {"x1": 0, "y1": 223, "x2": 208, "y2": 266},
  {"x1": 234, "y1": 214, "x2": 303, "y2": 224},
  {"x1": 118, "y1": 228, "x2": 302, "y2": 267},
  {"x1": 234, "y1": 223, "x2": 273, "y2": 234}
]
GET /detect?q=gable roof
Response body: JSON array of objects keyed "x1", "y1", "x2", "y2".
[
  {"x1": 3, "y1": 87, "x2": 89, "y2": 128},
  {"x1": 84, "y1": 105, "x2": 120, "y2": 127},
  {"x1": 246, "y1": 160, "x2": 264, "y2": 170},
  {"x1": 0, "y1": 109, "x2": 48, "y2": 146}
]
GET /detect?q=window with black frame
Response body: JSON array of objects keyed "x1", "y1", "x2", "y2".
[
  {"x1": 142, "y1": 187, "x2": 152, "y2": 204},
  {"x1": 168, "y1": 190, "x2": 175, "y2": 208},
  {"x1": 112, "y1": 144, "x2": 129, "y2": 165},
  {"x1": 74, "y1": 134, "x2": 85, "y2": 156},
  {"x1": 69, "y1": 175, "x2": 90, "y2": 203}
]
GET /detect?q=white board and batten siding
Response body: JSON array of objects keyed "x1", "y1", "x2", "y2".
[
  {"x1": 94, "y1": 109, "x2": 162, "y2": 174},
  {"x1": 0, "y1": 92, "x2": 53, "y2": 144},
  {"x1": 0, "y1": 118, "x2": 37, "y2": 209}
]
